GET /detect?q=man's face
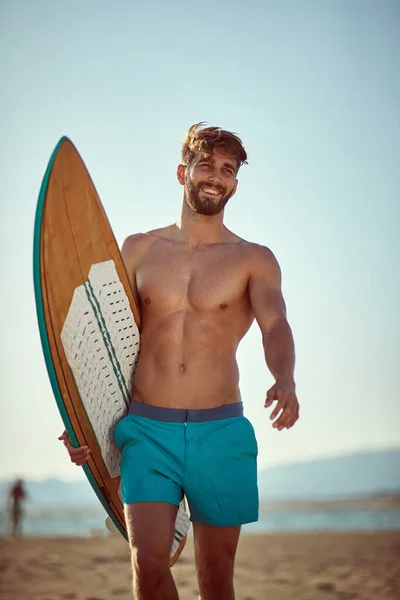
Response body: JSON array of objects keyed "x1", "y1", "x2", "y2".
[{"x1": 183, "y1": 149, "x2": 238, "y2": 216}]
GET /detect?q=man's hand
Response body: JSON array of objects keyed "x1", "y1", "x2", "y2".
[
  {"x1": 58, "y1": 430, "x2": 91, "y2": 466},
  {"x1": 265, "y1": 382, "x2": 299, "y2": 430}
]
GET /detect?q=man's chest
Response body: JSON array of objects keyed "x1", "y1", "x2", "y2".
[{"x1": 136, "y1": 245, "x2": 250, "y2": 312}]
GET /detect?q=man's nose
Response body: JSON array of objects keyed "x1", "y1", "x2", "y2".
[{"x1": 208, "y1": 169, "x2": 222, "y2": 183}]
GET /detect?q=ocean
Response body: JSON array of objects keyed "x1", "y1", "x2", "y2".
[{"x1": 1, "y1": 505, "x2": 400, "y2": 537}]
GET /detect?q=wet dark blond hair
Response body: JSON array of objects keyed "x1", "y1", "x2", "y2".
[{"x1": 181, "y1": 122, "x2": 248, "y2": 172}]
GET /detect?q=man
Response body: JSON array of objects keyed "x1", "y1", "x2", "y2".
[
  {"x1": 60, "y1": 123, "x2": 299, "y2": 599},
  {"x1": 8, "y1": 479, "x2": 27, "y2": 537}
]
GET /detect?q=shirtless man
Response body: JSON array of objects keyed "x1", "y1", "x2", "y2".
[{"x1": 60, "y1": 123, "x2": 299, "y2": 600}]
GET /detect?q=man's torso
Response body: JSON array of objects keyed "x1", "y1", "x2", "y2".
[{"x1": 123, "y1": 225, "x2": 266, "y2": 409}]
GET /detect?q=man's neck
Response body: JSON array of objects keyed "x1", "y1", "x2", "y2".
[{"x1": 175, "y1": 200, "x2": 227, "y2": 248}]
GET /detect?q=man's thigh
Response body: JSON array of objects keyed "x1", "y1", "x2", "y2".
[
  {"x1": 185, "y1": 416, "x2": 258, "y2": 527},
  {"x1": 193, "y1": 521, "x2": 241, "y2": 566},
  {"x1": 124, "y1": 501, "x2": 178, "y2": 561}
]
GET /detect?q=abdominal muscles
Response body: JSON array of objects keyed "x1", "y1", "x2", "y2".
[{"x1": 133, "y1": 309, "x2": 244, "y2": 409}]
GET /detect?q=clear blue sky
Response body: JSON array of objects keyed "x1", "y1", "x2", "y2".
[{"x1": 1, "y1": 0, "x2": 399, "y2": 481}]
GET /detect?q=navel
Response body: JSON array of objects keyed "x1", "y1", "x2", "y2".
[{"x1": 179, "y1": 364, "x2": 186, "y2": 373}]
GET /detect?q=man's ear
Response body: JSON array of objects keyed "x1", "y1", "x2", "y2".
[
  {"x1": 230, "y1": 179, "x2": 238, "y2": 198},
  {"x1": 177, "y1": 164, "x2": 186, "y2": 186}
]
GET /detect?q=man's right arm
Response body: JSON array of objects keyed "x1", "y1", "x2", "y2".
[{"x1": 120, "y1": 233, "x2": 149, "y2": 302}]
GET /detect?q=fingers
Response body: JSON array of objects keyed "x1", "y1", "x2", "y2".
[
  {"x1": 270, "y1": 401, "x2": 284, "y2": 422},
  {"x1": 266, "y1": 386, "x2": 299, "y2": 431},
  {"x1": 273, "y1": 405, "x2": 298, "y2": 430},
  {"x1": 265, "y1": 387, "x2": 276, "y2": 408},
  {"x1": 58, "y1": 430, "x2": 91, "y2": 465},
  {"x1": 68, "y1": 446, "x2": 91, "y2": 466},
  {"x1": 58, "y1": 430, "x2": 68, "y2": 441},
  {"x1": 68, "y1": 446, "x2": 91, "y2": 458}
]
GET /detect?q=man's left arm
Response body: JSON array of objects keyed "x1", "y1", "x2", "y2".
[{"x1": 248, "y1": 246, "x2": 299, "y2": 430}]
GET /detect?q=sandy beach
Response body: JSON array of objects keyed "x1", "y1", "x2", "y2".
[{"x1": 1, "y1": 531, "x2": 399, "y2": 600}]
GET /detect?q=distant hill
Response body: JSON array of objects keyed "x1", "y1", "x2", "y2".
[
  {"x1": 1, "y1": 449, "x2": 399, "y2": 508},
  {"x1": 258, "y1": 449, "x2": 400, "y2": 500},
  {"x1": 0, "y1": 478, "x2": 98, "y2": 509}
]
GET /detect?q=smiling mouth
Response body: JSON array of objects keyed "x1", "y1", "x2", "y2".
[{"x1": 201, "y1": 186, "x2": 223, "y2": 197}]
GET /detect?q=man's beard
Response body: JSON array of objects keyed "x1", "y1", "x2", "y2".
[{"x1": 184, "y1": 178, "x2": 233, "y2": 216}]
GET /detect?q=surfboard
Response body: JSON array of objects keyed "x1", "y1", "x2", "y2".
[{"x1": 33, "y1": 137, "x2": 190, "y2": 564}]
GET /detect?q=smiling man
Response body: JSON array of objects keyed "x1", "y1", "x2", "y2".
[{"x1": 60, "y1": 123, "x2": 299, "y2": 600}]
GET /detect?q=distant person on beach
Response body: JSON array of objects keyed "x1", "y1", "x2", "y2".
[
  {"x1": 60, "y1": 123, "x2": 300, "y2": 600},
  {"x1": 8, "y1": 479, "x2": 27, "y2": 537}
]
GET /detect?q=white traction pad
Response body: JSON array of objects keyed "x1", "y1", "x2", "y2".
[{"x1": 61, "y1": 260, "x2": 139, "y2": 477}]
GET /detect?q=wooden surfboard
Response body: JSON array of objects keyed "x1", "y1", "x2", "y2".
[{"x1": 33, "y1": 138, "x2": 189, "y2": 564}]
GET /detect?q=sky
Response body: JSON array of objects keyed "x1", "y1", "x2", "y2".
[{"x1": 0, "y1": 0, "x2": 399, "y2": 481}]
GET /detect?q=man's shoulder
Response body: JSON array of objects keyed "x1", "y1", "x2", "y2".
[
  {"x1": 237, "y1": 240, "x2": 281, "y2": 280},
  {"x1": 146, "y1": 224, "x2": 177, "y2": 240},
  {"x1": 121, "y1": 232, "x2": 153, "y2": 257},
  {"x1": 225, "y1": 228, "x2": 275, "y2": 259},
  {"x1": 122, "y1": 225, "x2": 173, "y2": 252},
  {"x1": 237, "y1": 238, "x2": 278, "y2": 263}
]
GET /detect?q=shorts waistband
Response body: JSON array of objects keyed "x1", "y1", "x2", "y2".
[{"x1": 128, "y1": 400, "x2": 244, "y2": 422}]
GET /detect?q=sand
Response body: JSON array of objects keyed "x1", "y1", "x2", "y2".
[{"x1": 1, "y1": 532, "x2": 399, "y2": 600}]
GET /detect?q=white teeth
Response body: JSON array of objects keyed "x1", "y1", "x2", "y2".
[{"x1": 202, "y1": 187, "x2": 220, "y2": 195}]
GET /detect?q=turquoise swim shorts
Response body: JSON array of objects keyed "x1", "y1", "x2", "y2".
[{"x1": 114, "y1": 401, "x2": 259, "y2": 527}]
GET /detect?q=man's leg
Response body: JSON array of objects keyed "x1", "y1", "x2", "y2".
[
  {"x1": 11, "y1": 507, "x2": 19, "y2": 537},
  {"x1": 193, "y1": 521, "x2": 241, "y2": 600},
  {"x1": 124, "y1": 502, "x2": 179, "y2": 600}
]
